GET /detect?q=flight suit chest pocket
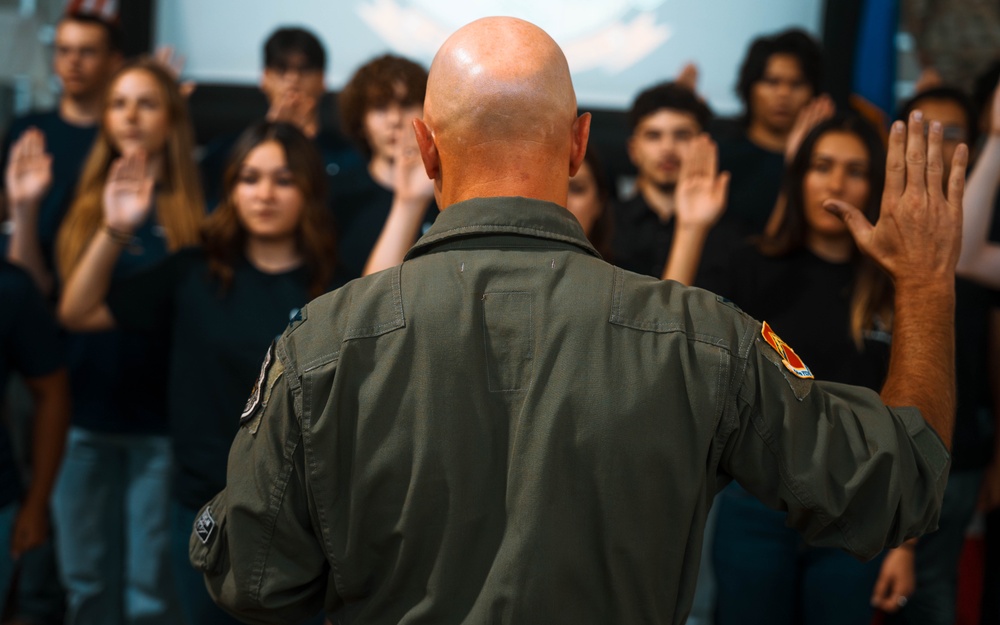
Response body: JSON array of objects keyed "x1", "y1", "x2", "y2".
[{"x1": 482, "y1": 291, "x2": 533, "y2": 392}]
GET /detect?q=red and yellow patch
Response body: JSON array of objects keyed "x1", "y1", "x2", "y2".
[{"x1": 761, "y1": 321, "x2": 814, "y2": 379}]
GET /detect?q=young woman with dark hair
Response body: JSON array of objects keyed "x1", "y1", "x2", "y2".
[
  {"x1": 567, "y1": 145, "x2": 614, "y2": 260},
  {"x1": 59, "y1": 120, "x2": 337, "y2": 625},
  {"x1": 704, "y1": 114, "x2": 912, "y2": 625}
]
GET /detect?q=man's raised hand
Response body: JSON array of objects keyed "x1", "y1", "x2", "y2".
[{"x1": 824, "y1": 110, "x2": 967, "y2": 286}]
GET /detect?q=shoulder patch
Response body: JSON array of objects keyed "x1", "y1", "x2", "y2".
[
  {"x1": 240, "y1": 343, "x2": 285, "y2": 433},
  {"x1": 761, "y1": 321, "x2": 814, "y2": 379}
]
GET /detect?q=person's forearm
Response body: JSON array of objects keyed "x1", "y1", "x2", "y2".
[
  {"x1": 880, "y1": 278, "x2": 956, "y2": 447},
  {"x1": 23, "y1": 370, "x2": 70, "y2": 510},
  {"x1": 662, "y1": 225, "x2": 709, "y2": 285},
  {"x1": 57, "y1": 226, "x2": 124, "y2": 329},
  {"x1": 7, "y1": 199, "x2": 53, "y2": 296},
  {"x1": 363, "y1": 196, "x2": 430, "y2": 276},
  {"x1": 957, "y1": 135, "x2": 1000, "y2": 277}
]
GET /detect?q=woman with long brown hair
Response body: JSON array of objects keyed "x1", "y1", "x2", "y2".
[
  {"x1": 41, "y1": 58, "x2": 204, "y2": 625},
  {"x1": 703, "y1": 114, "x2": 910, "y2": 625},
  {"x1": 59, "y1": 120, "x2": 337, "y2": 625}
]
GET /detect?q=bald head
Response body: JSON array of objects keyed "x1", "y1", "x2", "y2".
[{"x1": 414, "y1": 17, "x2": 590, "y2": 208}]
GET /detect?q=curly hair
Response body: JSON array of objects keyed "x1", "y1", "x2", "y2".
[{"x1": 338, "y1": 54, "x2": 428, "y2": 159}]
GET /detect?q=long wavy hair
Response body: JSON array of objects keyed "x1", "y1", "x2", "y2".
[
  {"x1": 201, "y1": 120, "x2": 337, "y2": 299},
  {"x1": 758, "y1": 114, "x2": 893, "y2": 348},
  {"x1": 57, "y1": 59, "x2": 204, "y2": 280}
]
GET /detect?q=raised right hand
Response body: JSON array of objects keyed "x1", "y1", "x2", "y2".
[
  {"x1": 824, "y1": 110, "x2": 967, "y2": 286},
  {"x1": 5, "y1": 128, "x2": 53, "y2": 209},
  {"x1": 103, "y1": 152, "x2": 155, "y2": 233},
  {"x1": 391, "y1": 125, "x2": 434, "y2": 205}
]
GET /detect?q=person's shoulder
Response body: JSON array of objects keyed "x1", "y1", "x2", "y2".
[
  {"x1": 611, "y1": 266, "x2": 755, "y2": 353},
  {"x1": 280, "y1": 267, "x2": 404, "y2": 369}
]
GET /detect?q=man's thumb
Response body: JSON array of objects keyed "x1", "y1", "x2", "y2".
[{"x1": 824, "y1": 199, "x2": 873, "y2": 245}]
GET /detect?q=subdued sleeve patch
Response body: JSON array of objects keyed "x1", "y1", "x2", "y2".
[
  {"x1": 761, "y1": 320, "x2": 813, "y2": 379},
  {"x1": 239, "y1": 342, "x2": 285, "y2": 434},
  {"x1": 195, "y1": 506, "x2": 216, "y2": 544}
]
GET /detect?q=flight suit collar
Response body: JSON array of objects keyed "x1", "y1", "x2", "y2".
[{"x1": 405, "y1": 196, "x2": 602, "y2": 261}]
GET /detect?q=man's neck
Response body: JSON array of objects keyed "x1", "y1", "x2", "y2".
[
  {"x1": 746, "y1": 120, "x2": 788, "y2": 153},
  {"x1": 637, "y1": 177, "x2": 676, "y2": 222},
  {"x1": 59, "y1": 94, "x2": 102, "y2": 126}
]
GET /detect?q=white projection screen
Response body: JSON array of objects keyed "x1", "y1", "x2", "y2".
[{"x1": 155, "y1": 0, "x2": 824, "y2": 114}]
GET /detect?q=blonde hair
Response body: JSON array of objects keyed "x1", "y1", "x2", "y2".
[{"x1": 57, "y1": 59, "x2": 204, "y2": 280}]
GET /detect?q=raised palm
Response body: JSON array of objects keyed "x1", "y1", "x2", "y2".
[
  {"x1": 825, "y1": 111, "x2": 967, "y2": 282},
  {"x1": 103, "y1": 152, "x2": 155, "y2": 232},
  {"x1": 5, "y1": 128, "x2": 53, "y2": 207},
  {"x1": 674, "y1": 134, "x2": 729, "y2": 229}
]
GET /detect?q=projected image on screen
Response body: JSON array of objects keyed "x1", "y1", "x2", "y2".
[
  {"x1": 155, "y1": 0, "x2": 822, "y2": 112},
  {"x1": 357, "y1": 0, "x2": 672, "y2": 73}
]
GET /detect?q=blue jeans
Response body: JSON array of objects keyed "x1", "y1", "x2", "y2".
[
  {"x1": 52, "y1": 427, "x2": 181, "y2": 625},
  {"x1": 885, "y1": 470, "x2": 983, "y2": 625},
  {"x1": 712, "y1": 483, "x2": 884, "y2": 625}
]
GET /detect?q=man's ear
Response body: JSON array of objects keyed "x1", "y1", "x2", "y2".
[
  {"x1": 569, "y1": 112, "x2": 592, "y2": 177},
  {"x1": 413, "y1": 118, "x2": 439, "y2": 179}
]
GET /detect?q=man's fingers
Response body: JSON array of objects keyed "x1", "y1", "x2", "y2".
[
  {"x1": 904, "y1": 110, "x2": 927, "y2": 196},
  {"x1": 824, "y1": 199, "x2": 874, "y2": 250},
  {"x1": 883, "y1": 120, "x2": 906, "y2": 200},
  {"x1": 947, "y1": 143, "x2": 969, "y2": 209},
  {"x1": 925, "y1": 121, "x2": 945, "y2": 200}
]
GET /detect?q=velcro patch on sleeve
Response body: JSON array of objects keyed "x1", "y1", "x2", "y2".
[
  {"x1": 761, "y1": 321, "x2": 814, "y2": 379},
  {"x1": 195, "y1": 506, "x2": 216, "y2": 544},
  {"x1": 240, "y1": 342, "x2": 285, "y2": 433}
]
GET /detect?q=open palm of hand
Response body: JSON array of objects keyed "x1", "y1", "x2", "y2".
[
  {"x1": 5, "y1": 129, "x2": 53, "y2": 206},
  {"x1": 103, "y1": 152, "x2": 155, "y2": 232},
  {"x1": 824, "y1": 112, "x2": 967, "y2": 283},
  {"x1": 674, "y1": 134, "x2": 729, "y2": 229},
  {"x1": 393, "y1": 129, "x2": 434, "y2": 205}
]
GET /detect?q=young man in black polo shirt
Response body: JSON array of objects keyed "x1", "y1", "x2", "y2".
[
  {"x1": 612, "y1": 81, "x2": 728, "y2": 282},
  {"x1": 2, "y1": 11, "x2": 122, "y2": 295}
]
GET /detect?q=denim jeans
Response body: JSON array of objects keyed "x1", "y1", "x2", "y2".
[
  {"x1": 712, "y1": 482, "x2": 884, "y2": 625},
  {"x1": 52, "y1": 427, "x2": 181, "y2": 625}
]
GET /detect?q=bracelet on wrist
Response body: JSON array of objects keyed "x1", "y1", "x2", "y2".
[{"x1": 104, "y1": 225, "x2": 134, "y2": 245}]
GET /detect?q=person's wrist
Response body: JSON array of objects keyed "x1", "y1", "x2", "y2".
[{"x1": 103, "y1": 222, "x2": 136, "y2": 245}]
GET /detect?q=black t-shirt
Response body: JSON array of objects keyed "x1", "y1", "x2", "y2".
[
  {"x1": 953, "y1": 277, "x2": 999, "y2": 471},
  {"x1": 611, "y1": 193, "x2": 676, "y2": 278},
  {"x1": 107, "y1": 247, "x2": 328, "y2": 508},
  {"x1": 330, "y1": 165, "x2": 438, "y2": 280},
  {"x1": 0, "y1": 111, "x2": 98, "y2": 271},
  {"x1": 0, "y1": 260, "x2": 63, "y2": 507},
  {"x1": 68, "y1": 215, "x2": 171, "y2": 434},
  {"x1": 199, "y1": 126, "x2": 367, "y2": 213},
  {"x1": 610, "y1": 192, "x2": 742, "y2": 281},
  {"x1": 715, "y1": 129, "x2": 786, "y2": 237},
  {"x1": 700, "y1": 244, "x2": 891, "y2": 391}
]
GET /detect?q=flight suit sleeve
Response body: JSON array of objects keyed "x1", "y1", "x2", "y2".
[
  {"x1": 189, "y1": 340, "x2": 333, "y2": 624},
  {"x1": 719, "y1": 324, "x2": 951, "y2": 560}
]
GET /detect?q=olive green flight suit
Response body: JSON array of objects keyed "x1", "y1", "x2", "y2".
[{"x1": 190, "y1": 197, "x2": 950, "y2": 625}]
